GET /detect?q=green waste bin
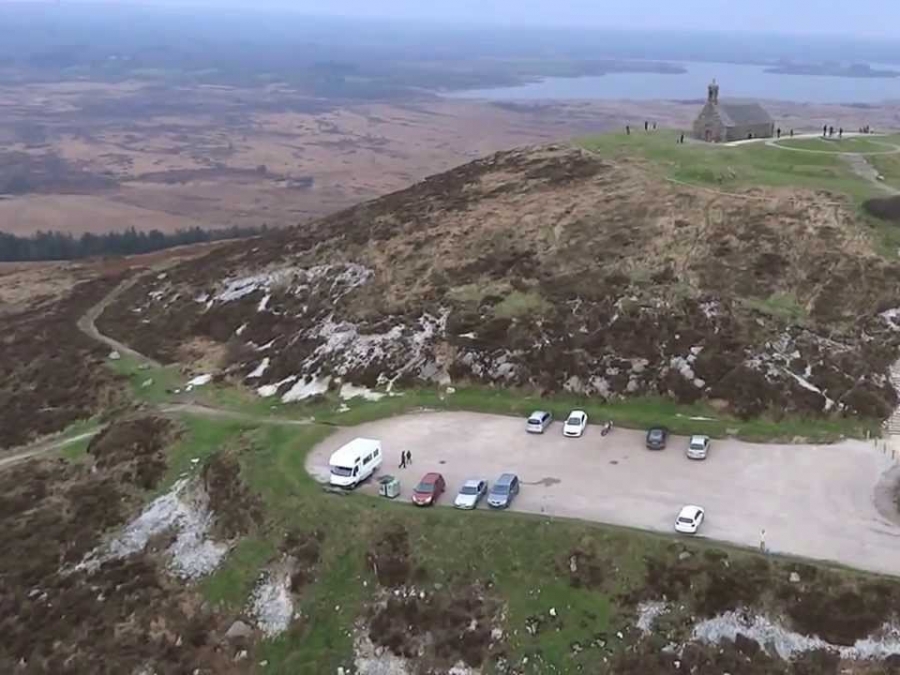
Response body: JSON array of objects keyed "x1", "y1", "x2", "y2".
[{"x1": 378, "y1": 475, "x2": 400, "y2": 499}]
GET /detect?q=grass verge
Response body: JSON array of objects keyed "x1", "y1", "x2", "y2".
[
  {"x1": 109, "y1": 345, "x2": 880, "y2": 443},
  {"x1": 578, "y1": 131, "x2": 880, "y2": 200}
]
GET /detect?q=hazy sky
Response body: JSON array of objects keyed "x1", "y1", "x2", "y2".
[{"x1": 83, "y1": 0, "x2": 900, "y2": 37}]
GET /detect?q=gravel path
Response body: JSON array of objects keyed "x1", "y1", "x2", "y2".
[
  {"x1": 307, "y1": 410, "x2": 900, "y2": 576},
  {"x1": 77, "y1": 271, "x2": 163, "y2": 368}
]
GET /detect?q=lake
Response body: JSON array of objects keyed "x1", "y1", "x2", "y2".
[{"x1": 447, "y1": 61, "x2": 900, "y2": 104}]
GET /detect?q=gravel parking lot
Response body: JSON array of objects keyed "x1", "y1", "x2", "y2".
[{"x1": 306, "y1": 410, "x2": 900, "y2": 576}]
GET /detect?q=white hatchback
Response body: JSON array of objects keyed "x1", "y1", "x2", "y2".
[
  {"x1": 563, "y1": 410, "x2": 588, "y2": 438},
  {"x1": 675, "y1": 505, "x2": 705, "y2": 534},
  {"x1": 686, "y1": 435, "x2": 710, "y2": 460}
]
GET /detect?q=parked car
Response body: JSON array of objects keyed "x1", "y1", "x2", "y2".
[
  {"x1": 454, "y1": 479, "x2": 487, "y2": 509},
  {"x1": 563, "y1": 410, "x2": 588, "y2": 438},
  {"x1": 487, "y1": 473, "x2": 520, "y2": 509},
  {"x1": 412, "y1": 472, "x2": 446, "y2": 507},
  {"x1": 675, "y1": 505, "x2": 705, "y2": 534},
  {"x1": 646, "y1": 426, "x2": 669, "y2": 450},
  {"x1": 526, "y1": 410, "x2": 553, "y2": 434},
  {"x1": 686, "y1": 435, "x2": 711, "y2": 460}
]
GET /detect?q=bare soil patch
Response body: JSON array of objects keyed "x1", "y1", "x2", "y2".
[
  {"x1": 368, "y1": 584, "x2": 504, "y2": 670},
  {"x1": 365, "y1": 522, "x2": 427, "y2": 588},
  {"x1": 865, "y1": 195, "x2": 900, "y2": 222},
  {"x1": 280, "y1": 528, "x2": 325, "y2": 590},
  {"x1": 201, "y1": 452, "x2": 264, "y2": 540},
  {"x1": 87, "y1": 415, "x2": 175, "y2": 490}
]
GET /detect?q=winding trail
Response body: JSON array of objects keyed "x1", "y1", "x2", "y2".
[
  {"x1": 1, "y1": 272, "x2": 321, "y2": 469},
  {"x1": 77, "y1": 270, "x2": 163, "y2": 367},
  {"x1": 0, "y1": 431, "x2": 99, "y2": 470}
]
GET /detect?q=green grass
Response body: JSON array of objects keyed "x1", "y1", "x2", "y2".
[
  {"x1": 107, "y1": 353, "x2": 183, "y2": 404},
  {"x1": 107, "y1": 352, "x2": 325, "y2": 420},
  {"x1": 58, "y1": 434, "x2": 95, "y2": 461},
  {"x1": 577, "y1": 131, "x2": 880, "y2": 200},
  {"x1": 868, "y1": 149, "x2": 900, "y2": 191},
  {"x1": 493, "y1": 290, "x2": 551, "y2": 318},
  {"x1": 160, "y1": 415, "x2": 254, "y2": 489},
  {"x1": 743, "y1": 292, "x2": 808, "y2": 324},
  {"x1": 201, "y1": 535, "x2": 276, "y2": 611}
]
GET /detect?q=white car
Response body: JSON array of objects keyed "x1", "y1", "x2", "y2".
[
  {"x1": 675, "y1": 505, "x2": 705, "y2": 534},
  {"x1": 563, "y1": 410, "x2": 588, "y2": 438},
  {"x1": 686, "y1": 435, "x2": 710, "y2": 460},
  {"x1": 454, "y1": 479, "x2": 487, "y2": 510}
]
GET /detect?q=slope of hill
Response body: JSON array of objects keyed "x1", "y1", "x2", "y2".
[{"x1": 99, "y1": 144, "x2": 900, "y2": 421}]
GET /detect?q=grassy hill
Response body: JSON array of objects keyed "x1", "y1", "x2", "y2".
[
  {"x1": 100, "y1": 140, "x2": 900, "y2": 423},
  {"x1": 8, "y1": 133, "x2": 900, "y2": 675}
]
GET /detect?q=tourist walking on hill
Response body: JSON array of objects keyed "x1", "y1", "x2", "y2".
[
  {"x1": 625, "y1": 125, "x2": 630, "y2": 135},
  {"x1": 839, "y1": 127, "x2": 843, "y2": 138},
  {"x1": 776, "y1": 127, "x2": 781, "y2": 139},
  {"x1": 790, "y1": 129, "x2": 794, "y2": 137},
  {"x1": 823, "y1": 124, "x2": 828, "y2": 137},
  {"x1": 644, "y1": 120, "x2": 649, "y2": 131}
]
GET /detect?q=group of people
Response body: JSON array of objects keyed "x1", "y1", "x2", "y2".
[
  {"x1": 398, "y1": 449, "x2": 413, "y2": 469},
  {"x1": 822, "y1": 125, "x2": 844, "y2": 138},
  {"x1": 625, "y1": 120, "x2": 658, "y2": 135}
]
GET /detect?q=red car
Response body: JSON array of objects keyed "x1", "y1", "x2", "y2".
[{"x1": 412, "y1": 472, "x2": 446, "y2": 507}]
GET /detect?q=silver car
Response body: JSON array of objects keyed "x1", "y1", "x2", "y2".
[
  {"x1": 526, "y1": 410, "x2": 553, "y2": 434},
  {"x1": 686, "y1": 435, "x2": 710, "y2": 460},
  {"x1": 487, "y1": 473, "x2": 520, "y2": 509},
  {"x1": 454, "y1": 479, "x2": 487, "y2": 509}
]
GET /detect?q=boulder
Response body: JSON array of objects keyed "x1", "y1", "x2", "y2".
[{"x1": 225, "y1": 620, "x2": 253, "y2": 640}]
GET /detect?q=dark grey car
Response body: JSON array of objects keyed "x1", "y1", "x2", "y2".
[
  {"x1": 487, "y1": 473, "x2": 520, "y2": 509},
  {"x1": 646, "y1": 426, "x2": 669, "y2": 450}
]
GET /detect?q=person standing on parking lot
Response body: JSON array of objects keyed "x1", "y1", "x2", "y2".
[
  {"x1": 399, "y1": 452, "x2": 406, "y2": 469},
  {"x1": 406, "y1": 450, "x2": 413, "y2": 466}
]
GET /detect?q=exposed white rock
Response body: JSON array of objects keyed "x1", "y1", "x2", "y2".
[
  {"x1": 249, "y1": 569, "x2": 294, "y2": 638},
  {"x1": 79, "y1": 479, "x2": 227, "y2": 580},
  {"x1": 247, "y1": 358, "x2": 270, "y2": 379},
  {"x1": 257, "y1": 376, "x2": 297, "y2": 398},
  {"x1": 693, "y1": 611, "x2": 900, "y2": 661},
  {"x1": 186, "y1": 374, "x2": 212, "y2": 387},
  {"x1": 282, "y1": 375, "x2": 331, "y2": 402}
]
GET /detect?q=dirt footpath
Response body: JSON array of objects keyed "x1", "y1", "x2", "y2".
[{"x1": 307, "y1": 411, "x2": 900, "y2": 576}]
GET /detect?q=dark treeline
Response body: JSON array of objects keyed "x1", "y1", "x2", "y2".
[{"x1": 0, "y1": 225, "x2": 267, "y2": 262}]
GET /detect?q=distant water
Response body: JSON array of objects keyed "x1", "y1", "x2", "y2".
[{"x1": 446, "y1": 61, "x2": 900, "y2": 104}]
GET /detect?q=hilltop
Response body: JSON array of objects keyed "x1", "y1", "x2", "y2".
[{"x1": 99, "y1": 141, "x2": 900, "y2": 422}]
